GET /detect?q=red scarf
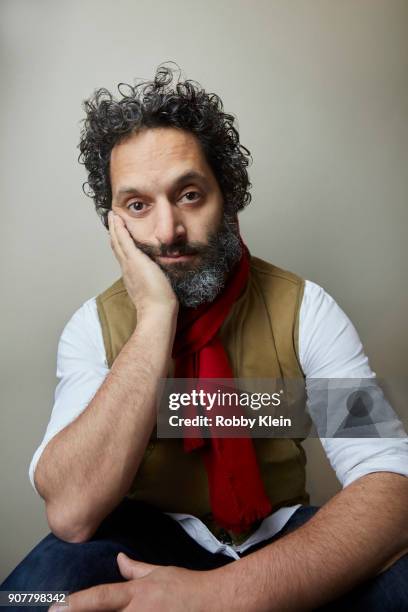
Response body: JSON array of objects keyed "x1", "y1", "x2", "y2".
[{"x1": 172, "y1": 245, "x2": 272, "y2": 533}]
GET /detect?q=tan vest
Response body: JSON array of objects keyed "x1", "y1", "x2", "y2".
[{"x1": 96, "y1": 256, "x2": 310, "y2": 539}]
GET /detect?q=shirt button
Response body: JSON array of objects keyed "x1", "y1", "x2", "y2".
[{"x1": 218, "y1": 529, "x2": 233, "y2": 544}]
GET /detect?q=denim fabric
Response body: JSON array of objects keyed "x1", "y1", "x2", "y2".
[
  {"x1": 243, "y1": 505, "x2": 408, "y2": 611},
  {"x1": 1, "y1": 500, "x2": 407, "y2": 611},
  {"x1": 0, "y1": 499, "x2": 231, "y2": 611}
]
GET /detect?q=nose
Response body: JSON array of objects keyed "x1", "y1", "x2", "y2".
[{"x1": 154, "y1": 200, "x2": 186, "y2": 246}]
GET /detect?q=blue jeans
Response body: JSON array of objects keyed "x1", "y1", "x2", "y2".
[{"x1": 1, "y1": 500, "x2": 407, "y2": 610}]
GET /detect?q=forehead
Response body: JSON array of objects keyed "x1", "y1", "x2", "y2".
[{"x1": 110, "y1": 127, "x2": 212, "y2": 191}]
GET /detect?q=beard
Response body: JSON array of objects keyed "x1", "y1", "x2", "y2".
[{"x1": 131, "y1": 213, "x2": 242, "y2": 308}]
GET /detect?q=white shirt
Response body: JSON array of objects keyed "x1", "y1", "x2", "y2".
[{"x1": 29, "y1": 280, "x2": 408, "y2": 559}]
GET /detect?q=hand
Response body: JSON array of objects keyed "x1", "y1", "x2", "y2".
[
  {"x1": 50, "y1": 553, "x2": 222, "y2": 612},
  {"x1": 108, "y1": 211, "x2": 178, "y2": 315}
]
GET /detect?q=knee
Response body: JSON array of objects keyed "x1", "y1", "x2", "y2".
[
  {"x1": 372, "y1": 553, "x2": 408, "y2": 610},
  {"x1": 1, "y1": 533, "x2": 124, "y2": 593},
  {"x1": 326, "y1": 553, "x2": 408, "y2": 612}
]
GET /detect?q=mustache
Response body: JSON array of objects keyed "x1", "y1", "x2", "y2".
[{"x1": 131, "y1": 238, "x2": 207, "y2": 258}]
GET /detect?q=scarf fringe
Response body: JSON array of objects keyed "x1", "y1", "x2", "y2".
[{"x1": 213, "y1": 498, "x2": 273, "y2": 534}]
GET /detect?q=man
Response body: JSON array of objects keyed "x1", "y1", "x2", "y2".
[{"x1": 2, "y1": 65, "x2": 408, "y2": 610}]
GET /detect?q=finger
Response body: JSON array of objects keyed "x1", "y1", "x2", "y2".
[
  {"x1": 108, "y1": 210, "x2": 125, "y2": 260},
  {"x1": 117, "y1": 553, "x2": 159, "y2": 580},
  {"x1": 111, "y1": 213, "x2": 157, "y2": 269},
  {"x1": 108, "y1": 210, "x2": 125, "y2": 261},
  {"x1": 111, "y1": 214, "x2": 144, "y2": 261},
  {"x1": 108, "y1": 210, "x2": 122, "y2": 260},
  {"x1": 50, "y1": 582, "x2": 132, "y2": 612}
]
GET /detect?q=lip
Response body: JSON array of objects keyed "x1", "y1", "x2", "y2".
[{"x1": 157, "y1": 254, "x2": 196, "y2": 263}]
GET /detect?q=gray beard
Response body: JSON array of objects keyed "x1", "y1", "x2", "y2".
[
  {"x1": 132, "y1": 214, "x2": 242, "y2": 308},
  {"x1": 165, "y1": 215, "x2": 242, "y2": 307}
]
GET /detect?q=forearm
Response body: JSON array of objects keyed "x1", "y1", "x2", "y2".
[
  {"x1": 215, "y1": 472, "x2": 408, "y2": 611},
  {"x1": 35, "y1": 305, "x2": 177, "y2": 542}
]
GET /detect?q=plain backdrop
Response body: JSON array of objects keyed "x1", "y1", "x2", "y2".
[{"x1": 1, "y1": 0, "x2": 407, "y2": 581}]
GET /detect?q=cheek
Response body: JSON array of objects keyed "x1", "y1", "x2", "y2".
[
  {"x1": 121, "y1": 217, "x2": 149, "y2": 244},
  {"x1": 198, "y1": 193, "x2": 223, "y2": 221},
  {"x1": 203, "y1": 199, "x2": 223, "y2": 231}
]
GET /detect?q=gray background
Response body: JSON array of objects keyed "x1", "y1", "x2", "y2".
[{"x1": 1, "y1": 0, "x2": 407, "y2": 581}]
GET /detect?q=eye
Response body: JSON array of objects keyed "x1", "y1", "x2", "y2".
[
  {"x1": 179, "y1": 191, "x2": 201, "y2": 204},
  {"x1": 127, "y1": 201, "x2": 147, "y2": 213}
]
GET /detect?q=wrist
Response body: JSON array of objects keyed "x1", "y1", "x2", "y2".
[
  {"x1": 208, "y1": 562, "x2": 267, "y2": 612},
  {"x1": 196, "y1": 567, "x2": 250, "y2": 612},
  {"x1": 137, "y1": 299, "x2": 179, "y2": 321}
]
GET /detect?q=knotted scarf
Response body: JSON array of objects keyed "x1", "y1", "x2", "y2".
[{"x1": 172, "y1": 244, "x2": 272, "y2": 533}]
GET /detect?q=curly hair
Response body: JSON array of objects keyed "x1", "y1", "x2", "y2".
[{"x1": 78, "y1": 63, "x2": 252, "y2": 228}]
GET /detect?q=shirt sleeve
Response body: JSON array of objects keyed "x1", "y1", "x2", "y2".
[
  {"x1": 28, "y1": 297, "x2": 109, "y2": 493},
  {"x1": 299, "y1": 280, "x2": 408, "y2": 487}
]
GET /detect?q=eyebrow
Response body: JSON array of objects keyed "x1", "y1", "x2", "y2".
[{"x1": 115, "y1": 170, "x2": 210, "y2": 200}]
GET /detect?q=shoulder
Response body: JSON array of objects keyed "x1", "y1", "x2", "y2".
[
  {"x1": 96, "y1": 277, "x2": 126, "y2": 305},
  {"x1": 60, "y1": 297, "x2": 100, "y2": 342},
  {"x1": 249, "y1": 255, "x2": 303, "y2": 288},
  {"x1": 300, "y1": 280, "x2": 354, "y2": 344},
  {"x1": 57, "y1": 296, "x2": 107, "y2": 373},
  {"x1": 249, "y1": 256, "x2": 305, "y2": 316},
  {"x1": 299, "y1": 280, "x2": 374, "y2": 378}
]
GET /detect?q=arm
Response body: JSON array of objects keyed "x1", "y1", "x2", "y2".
[
  {"x1": 55, "y1": 472, "x2": 408, "y2": 612},
  {"x1": 62, "y1": 282, "x2": 408, "y2": 610},
  {"x1": 35, "y1": 212, "x2": 178, "y2": 543},
  {"x1": 214, "y1": 471, "x2": 408, "y2": 611}
]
